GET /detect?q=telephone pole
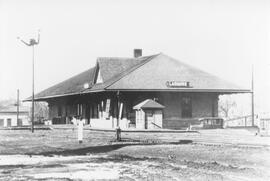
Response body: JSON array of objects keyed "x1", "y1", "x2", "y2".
[
  {"x1": 251, "y1": 65, "x2": 254, "y2": 126},
  {"x1": 31, "y1": 45, "x2": 35, "y2": 132},
  {"x1": 18, "y1": 30, "x2": 40, "y2": 133},
  {"x1": 17, "y1": 89, "x2": 19, "y2": 124}
]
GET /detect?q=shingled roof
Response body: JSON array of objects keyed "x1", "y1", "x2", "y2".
[
  {"x1": 31, "y1": 67, "x2": 95, "y2": 100},
  {"x1": 97, "y1": 56, "x2": 150, "y2": 82},
  {"x1": 87, "y1": 54, "x2": 158, "y2": 92},
  {"x1": 0, "y1": 105, "x2": 29, "y2": 113},
  {"x1": 133, "y1": 99, "x2": 165, "y2": 110},
  {"x1": 27, "y1": 53, "x2": 250, "y2": 101},
  {"x1": 106, "y1": 53, "x2": 248, "y2": 92}
]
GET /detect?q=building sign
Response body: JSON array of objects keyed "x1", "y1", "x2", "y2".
[{"x1": 166, "y1": 81, "x2": 190, "y2": 88}]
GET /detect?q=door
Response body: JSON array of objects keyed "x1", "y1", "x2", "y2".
[
  {"x1": 85, "y1": 104, "x2": 90, "y2": 125},
  {"x1": 17, "y1": 119, "x2": 22, "y2": 126},
  {"x1": 145, "y1": 111, "x2": 154, "y2": 129},
  {"x1": 0, "y1": 119, "x2": 4, "y2": 127},
  {"x1": 7, "y1": 118, "x2": 12, "y2": 127},
  {"x1": 181, "y1": 97, "x2": 192, "y2": 118}
]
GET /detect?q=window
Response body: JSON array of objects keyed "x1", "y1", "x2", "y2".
[
  {"x1": 99, "y1": 102, "x2": 103, "y2": 118},
  {"x1": 105, "y1": 99, "x2": 111, "y2": 119},
  {"x1": 0, "y1": 119, "x2": 4, "y2": 126},
  {"x1": 57, "y1": 106, "x2": 62, "y2": 116},
  {"x1": 181, "y1": 97, "x2": 192, "y2": 118},
  {"x1": 92, "y1": 104, "x2": 98, "y2": 118},
  {"x1": 76, "y1": 104, "x2": 83, "y2": 116}
]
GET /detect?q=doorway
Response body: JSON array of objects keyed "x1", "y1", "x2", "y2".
[
  {"x1": 18, "y1": 119, "x2": 22, "y2": 126},
  {"x1": 7, "y1": 118, "x2": 12, "y2": 127},
  {"x1": 145, "y1": 111, "x2": 154, "y2": 129},
  {"x1": 181, "y1": 97, "x2": 192, "y2": 118}
]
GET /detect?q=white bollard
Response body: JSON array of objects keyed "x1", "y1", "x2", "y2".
[{"x1": 78, "y1": 118, "x2": 84, "y2": 143}]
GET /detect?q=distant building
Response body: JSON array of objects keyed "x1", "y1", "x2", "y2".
[
  {"x1": 25, "y1": 50, "x2": 250, "y2": 129},
  {"x1": 0, "y1": 106, "x2": 30, "y2": 127}
]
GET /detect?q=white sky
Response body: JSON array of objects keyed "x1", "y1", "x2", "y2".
[{"x1": 0, "y1": 0, "x2": 269, "y2": 113}]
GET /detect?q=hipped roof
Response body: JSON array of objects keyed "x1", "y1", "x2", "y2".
[
  {"x1": 0, "y1": 106, "x2": 29, "y2": 113},
  {"x1": 133, "y1": 99, "x2": 165, "y2": 110},
  {"x1": 26, "y1": 53, "x2": 250, "y2": 101},
  {"x1": 106, "y1": 54, "x2": 246, "y2": 91}
]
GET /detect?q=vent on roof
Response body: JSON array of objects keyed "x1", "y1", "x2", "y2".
[
  {"x1": 134, "y1": 49, "x2": 142, "y2": 58},
  {"x1": 83, "y1": 83, "x2": 90, "y2": 89}
]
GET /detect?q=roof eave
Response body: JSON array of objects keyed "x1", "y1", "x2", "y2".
[
  {"x1": 23, "y1": 89, "x2": 106, "y2": 102},
  {"x1": 104, "y1": 88, "x2": 251, "y2": 93},
  {"x1": 24, "y1": 88, "x2": 250, "y2": 102}
]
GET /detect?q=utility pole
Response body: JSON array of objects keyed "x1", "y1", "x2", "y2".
[
  {"x1": 251, "y1": 65, "x2": 254, "y2": 126},
  {"x1": 31, "y1": 44, "x2": 35, "y2": 132},
  {"x1": 116, "y1": 91, "x2": 121, "y2": 141},
  {"x1": 18, "y1": 30, "x2": 40, "y2": 133},
  {"x1": 17, "y1": 89, "x2": 19, "y2": 124}
]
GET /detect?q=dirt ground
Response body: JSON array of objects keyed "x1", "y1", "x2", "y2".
[{"x1": 0, "y1": 127, "x2": 270, "y2": 180}]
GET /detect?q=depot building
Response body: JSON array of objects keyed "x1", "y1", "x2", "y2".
[{"x1": 25, "y1": 50, "x2": 250, "y2": 129}]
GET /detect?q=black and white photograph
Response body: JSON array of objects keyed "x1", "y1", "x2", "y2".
[{"x1": 0, "y1": 0, "x2": 269, "y2": 180}]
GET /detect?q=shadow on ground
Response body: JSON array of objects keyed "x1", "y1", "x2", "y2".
[{"x1": 32, "y1": 139, "x2": 193, "y2": 156}]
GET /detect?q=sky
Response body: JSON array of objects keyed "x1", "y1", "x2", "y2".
[{"x1": 0, "y1": 0, "x2": 269, "y2": 113}]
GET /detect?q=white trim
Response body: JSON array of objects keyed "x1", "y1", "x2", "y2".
[{"x1": 96, "y1": 69, "x2": 103, "y2": 84}]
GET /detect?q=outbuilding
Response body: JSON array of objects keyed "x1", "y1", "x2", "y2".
[
  {"x1": 133, "y1": 99, "x2": 165, "y2": 129},
  {"x1": 0, "y1": 106, "x2": 30, "y2": 127}
]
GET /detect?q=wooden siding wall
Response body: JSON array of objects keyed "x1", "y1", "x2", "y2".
[
  {"x1": 160, "y1": 93, "x2": 219, "y2": 129},
  {"x1": 47, "y1": 92, "x2": 219, "y2": 129}
]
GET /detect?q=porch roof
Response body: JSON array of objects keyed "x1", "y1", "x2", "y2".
[{"x1": 28, "y1": 67, "x2": 95, "y2": 101}]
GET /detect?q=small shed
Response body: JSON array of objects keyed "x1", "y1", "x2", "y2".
[{"x1": 133, "y1": 99, "x2": 165, "y2": 129}]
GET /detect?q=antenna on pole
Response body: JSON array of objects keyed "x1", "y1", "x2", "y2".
[{"x1": 17, "y1": 29, "x2": 40, "y2": 133}]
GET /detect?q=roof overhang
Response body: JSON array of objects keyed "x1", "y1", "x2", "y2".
[
  {"x1": 23, "y1": 89, "x2": 105, "y2": 102},
  {"x1": 24, "y1": 88, "x2": 251, "y2": 102},
  {"x1": 0, "y1": 111, "x2": 29, "y2": 114},
  {"x1": 104, "y1": 88, "x2": 251, "y2": 93}
]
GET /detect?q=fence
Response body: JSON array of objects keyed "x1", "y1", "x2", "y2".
[{"x1": 225, "y1": 115, "x2": 258, "y2": 128}]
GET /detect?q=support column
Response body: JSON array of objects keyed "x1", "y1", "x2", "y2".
[
  {"x1": 116, "y1": 91, "x2": 121, "y2": 141},
  {"x1": 251, "y1": 65, "x2": 255, "y2": 126}
]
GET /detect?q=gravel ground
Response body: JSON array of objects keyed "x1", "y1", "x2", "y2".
[{"x1": 0, "y1": 127, "x2": 269, "y2": 180}]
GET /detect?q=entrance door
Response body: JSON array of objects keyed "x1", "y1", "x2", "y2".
[
  {"x1": 182, "y1": 97, "x2": 192, "y2": 118},
  {"x1": 17, "y1": 119, "x2": 22, "y2": 126},
  {"x1": 7, "y1": 118, "x2": 12, "y2": 127},
  {"x1": 145, "y1": 111, "x2": 154, "y2": 129}
]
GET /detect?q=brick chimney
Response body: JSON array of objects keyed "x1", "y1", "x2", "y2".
[{"x1": 134, "y1": 49, "x2": 142, "y2": 58}]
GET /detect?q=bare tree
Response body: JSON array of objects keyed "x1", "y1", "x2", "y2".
[
  {"x1": 34, "y1": 102, "x2": 49, "y2": 121},
  {"x1": 219, "y1": 95, "x2": 237, "y2": 118}
]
